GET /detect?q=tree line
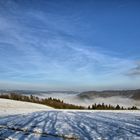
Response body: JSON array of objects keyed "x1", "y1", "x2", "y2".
[
  {"x1": 0, "y1": 93, "x2": 138, "y2": 110},
  {"x1": 88, "y1": 103, "x2": 138, "y2": 110},
  {"x1": 0, "y1": 93, "x2": 84, "y2": 109}
]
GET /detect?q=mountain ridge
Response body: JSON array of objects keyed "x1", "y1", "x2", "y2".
[{"x1": 77, "y1": 89, "x2": 140, "y2": 100}]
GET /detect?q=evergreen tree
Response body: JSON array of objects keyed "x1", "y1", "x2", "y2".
[{"x1": 116, "y1": 104, "x2": 120, "y2": 110}]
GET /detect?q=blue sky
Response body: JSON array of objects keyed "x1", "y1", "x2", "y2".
[{"x1": 0, "y1": 0, "x2": 140, "y2": 91}]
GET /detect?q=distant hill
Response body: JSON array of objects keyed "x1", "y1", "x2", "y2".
[
  {"x1": 0, "y1": 89, "x2": 78, "y2": 96},
  {"x1": 77, "y1": 89, "x2": 140, "y2": 100}
]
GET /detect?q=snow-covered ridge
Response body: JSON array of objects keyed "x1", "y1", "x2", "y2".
[
  {"x1": 0, "y1": 98, "x2": 139, "y2": 115},
  {"x1": 0, "y1": 98, "x2": 53, "y2": 116}
]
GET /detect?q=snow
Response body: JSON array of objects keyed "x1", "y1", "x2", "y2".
[
  {"x1": 0, "y1": 98, "x2": 53, "y2": 116},
  {"x1": 0, "y1": 99, "x2": 140, "y2": 140}
]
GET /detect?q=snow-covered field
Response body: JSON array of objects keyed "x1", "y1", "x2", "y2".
[{"x1": 0, "y1": 99, "x2": 140, "y2": 140}]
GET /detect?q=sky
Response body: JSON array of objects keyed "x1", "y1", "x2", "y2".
[{"x1": 0, "y1": 0, "x2": 140, "y2": 91}]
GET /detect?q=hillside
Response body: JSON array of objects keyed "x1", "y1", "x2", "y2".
[
  {"x1": 0, "y1": 98, "x2": 53, "y2": 116},
  {"x1": 78, "y1": 89, "x2": 140, "y2": 100}
]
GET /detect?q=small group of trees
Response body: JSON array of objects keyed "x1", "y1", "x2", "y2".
[
  {"x1": 88, "y1": 103, "x2": 138, "y2": 110},
  {"x1": 41, "y1": 97, "x2": 84, "y2": 109},
  {"x1": 0, "y1": 93, "x2": 138, "y2": 110}
]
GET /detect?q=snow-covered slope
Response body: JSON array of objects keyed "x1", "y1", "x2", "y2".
[
  {"x1": 0, "y1": 98, "x2": 53, "y2": 116},
  {"x1": 0, "y1": 98, "x2": 140, "y2": 140}
]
